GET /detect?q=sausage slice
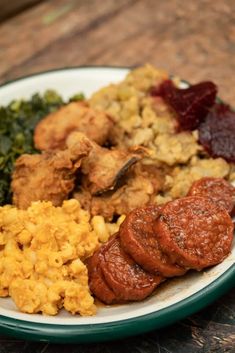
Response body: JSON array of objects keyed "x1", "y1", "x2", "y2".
[
  {"x1": 87, "y1": 248, "x2": 120, "y2": 305},
  {"x1": 187, "y1": 177, "x2": 235, "y2": 215},
  {"x1": 154, "y1": 196, "x2": 234, "y2": 270},
  {"x1": 100, "y1": 235, "x2": 163, "y2": 301},
  {"x1": 119, "y1": 205, "x2": 186, "y2": 277}
]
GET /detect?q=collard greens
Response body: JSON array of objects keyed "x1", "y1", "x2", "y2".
[{"x1": 0, "y1": 90, "x2": 84, "y2": 205}]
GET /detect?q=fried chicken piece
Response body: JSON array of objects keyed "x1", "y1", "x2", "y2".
[
  {"x1": 11, "y1": 135, "x2": 91, "y2": 209},
  {"x1": 74, "y1": 163, "x2": 168, "y2": 220},
  {"x1": 67, "y1": 132, "x2": 147, "y2": 195},
  {"x1": 34, "y1": 102, "x2": 114, "y2": 150}
]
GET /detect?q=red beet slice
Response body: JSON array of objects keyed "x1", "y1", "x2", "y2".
[
  {"x1": 151, "y1": 80, "x2": 217, "y2": 131},
  {"x1": 198, "y1": 103, "x2": 235, "y2": 163}
]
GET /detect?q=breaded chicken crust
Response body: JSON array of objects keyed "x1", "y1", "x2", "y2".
[
  {"x1": 67, "y1": 132, "x2": 147, "y2": 195},
  {"x1": 34, "y1": 101, "x2": 113, "y2": 150},
  {"x1": 11, "y1": 135, "x2": 91, "y2": 209}
]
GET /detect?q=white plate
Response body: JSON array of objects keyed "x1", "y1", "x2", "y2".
[{"x1": 0, "y1": 67, "x2": 234, "y2": 343}]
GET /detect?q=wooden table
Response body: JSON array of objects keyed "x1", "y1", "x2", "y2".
[{"x1": 0, "y1": 1, "x2": 235, "y2": 352}]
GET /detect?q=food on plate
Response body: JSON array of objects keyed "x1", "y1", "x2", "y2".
[
  {"x1": 12, "y1": 129, "x2": 147, "y2": 210},
  {"x1": 89, "y1": 65, "x2": 175, "y2": 149},
  {"x1": 0, "y1": 199, "x2": 123, "y2": 315},
  {"x1": 164, "y1": 156, "x2": 230, "y2": 200},
  {"x1": 87, "y1": 246, "x2": 120, "y2": 305},
  {"x1": 153, "y1": 131, "x2": 201, "y2": 166},
  {"x1": 0, "y1": 90, "x2": 68, "y2": 205},
  {"x1": 119, "y1": 205, "x2": 186, "y2": 277},
  {"x1": 87, "y1": 196, "x2": 234, "y2": 305},
  {"x1": 187, "y1": 177, "x2": 235, "y2": 214},
  {"x1": 151, "y1": 79, "x2": 217, "y2": 130},
  {"x1": 154, "y1": 196, "x2": 234, "y2": 270},
  {"x1": 89, "y1": 64, "x2": 234, "y2": 207},
  {"x1": 198, "y1": 103, "x2": 235, "y2": 163},
  {"x1": 74, "y1": 162, "x2": 169, "y2": 220},
  {"x1": 0, "y1": 64, "x2": 234, "y2": 315},
  {"x1": 69, "y1": 132, "x2": 147, "y2": 195},
  {"x1": 11, "y1": 133, "x2": 92, "y2": 209},
  {"x1": 34, "y1": 101, "x2": 114, "y2": 150},
  {"x1": 90, "y1": 234, "x2": 163, "y2": 304},
  {"x1": 8, "y1": 64, "x2": 235, "y2": 216}
]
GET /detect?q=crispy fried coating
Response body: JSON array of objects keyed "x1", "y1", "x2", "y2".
[
  {"x1": 34, "y1": 101, "x2": 113, "y2": 150},
  {"x1": 67, "y1": 132, "x2": 147, "y2": 195},
  {"x1": 11, "y1": 135, "x2": 91, "y2": 209},
  {"x1": 74, "y1": 163, "x2": 168, "y2": 221}
]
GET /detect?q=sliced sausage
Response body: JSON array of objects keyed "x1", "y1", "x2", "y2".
[
  {"x1": 87, "y1": 248, "x2": 120, "y2": 305},
  {"x1": 100, "y1": 235, "x2": 163, "y2": 301},
  {"x1": 187, "y1": 177, "x2": 235, "y2": 215},
  {"x1": 154, "y1": 196, "x2": 234, "y2": 270},
  {"x1": 119, "y1": 205, "x2": 186, "y2": 277}
]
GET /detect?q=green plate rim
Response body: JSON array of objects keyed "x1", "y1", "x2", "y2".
[
  {"x1": 0, "y1": 264, "x2": 234, "y2": 343},
  {"x1": 0, "y1": 67, "x2": 234, "y2": 343}
]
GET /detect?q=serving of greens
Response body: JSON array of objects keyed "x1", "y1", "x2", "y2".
[{"x1": 0, "y1": 90, "x2": 84, "y2": 205}]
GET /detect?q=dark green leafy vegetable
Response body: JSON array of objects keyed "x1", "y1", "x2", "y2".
[
  {"x1": 69, "y1": 92, "x2": 85, "y2": 102},
  {"x1": 0, "y1": 89, "x2": 85, "y2": 205}
]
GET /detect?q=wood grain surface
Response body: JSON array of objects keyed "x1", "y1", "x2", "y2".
[
  {"x1": 0, "y1": 0, "x2": 43, "y2": 22},
  {"x1": 0, "y1": 1, "x2": 235, "y2": 352},
  {"x1": 0, "y1": 0, "x2": 234, "y2": 104}
]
